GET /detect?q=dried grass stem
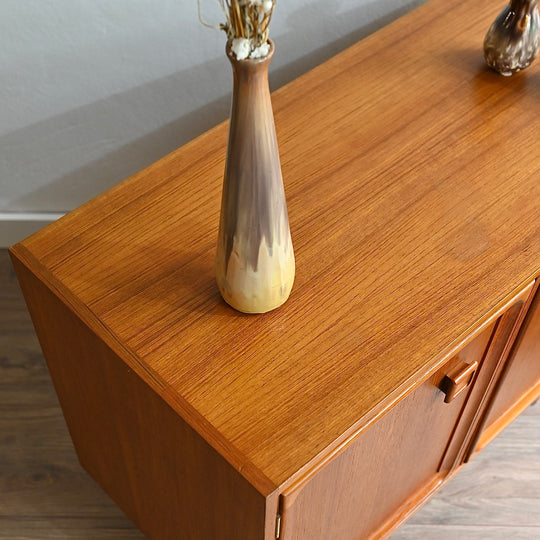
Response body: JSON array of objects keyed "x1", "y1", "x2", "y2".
[{"x1": 215, "y1": 1, "x2": 275, "y2": 45}]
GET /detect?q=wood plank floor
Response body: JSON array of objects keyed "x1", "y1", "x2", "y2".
[{"x1": 1, "y1": 248, "x2": 539, "y2": 539}]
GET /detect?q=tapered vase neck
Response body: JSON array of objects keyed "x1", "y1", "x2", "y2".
[{"x1": 510, "y1": 0, "x2": 539, "y2": 12}]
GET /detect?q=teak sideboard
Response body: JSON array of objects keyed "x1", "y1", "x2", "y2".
[{"x1": 9, "y1": 0, "x2": 540, "y2": 538}]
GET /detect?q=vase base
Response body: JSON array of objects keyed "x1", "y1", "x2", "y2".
[
  {"x1": 216, "y1": 233, "x2": 295, "y2": 314},
  {"x1": 219, "y1": 288, "x2": 293, "y2": 314}
]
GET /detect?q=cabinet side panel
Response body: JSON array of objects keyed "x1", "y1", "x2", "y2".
[{"x1": 11, "y1": 256, "x2": 266, "y2": 540}]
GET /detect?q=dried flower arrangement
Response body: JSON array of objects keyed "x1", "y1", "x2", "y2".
[{"x1": 198, "y1": 0, "x2": 276, "y2": 60}]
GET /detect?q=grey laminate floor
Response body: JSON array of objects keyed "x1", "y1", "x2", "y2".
[{"x1": 1, "y1": 248, "x2": 539, "y2": 539}]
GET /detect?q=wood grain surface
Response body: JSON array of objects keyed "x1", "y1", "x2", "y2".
[
  {"x1": 2, "y1": 249, "x2": 539, "y2": 539},
  {"x1": 8, "y1": 0, "x2": 540, "y2": 504}
]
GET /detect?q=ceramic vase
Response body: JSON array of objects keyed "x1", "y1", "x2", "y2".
[
  {"x1": 216, "y1": 40, "x2": 295, "y2": 314},
  {"x1": 484, "y1": 0, "x2": 540, "y2": 75}
]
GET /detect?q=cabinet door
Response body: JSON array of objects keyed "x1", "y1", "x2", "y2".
[
  {"x1": 440, "y1": 282, "x2": 534, "y2": 467},
  {"x1": 477, "y1": 281, "x2": 540, "y2": 450},
  {"x1": 279, "y1": 324, "x2": 495, "y2": 540}
]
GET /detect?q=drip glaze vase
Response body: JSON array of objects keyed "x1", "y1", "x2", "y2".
[
  {"x1": 484, "y1": 0, "x2": 540, "y2": 75},
  {"x1": 216, "y1": 40, "x2": 295, "y2": 314}
]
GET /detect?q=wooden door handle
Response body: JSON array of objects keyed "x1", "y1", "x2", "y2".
[{"x1": 439, "y1": 360, "x2": 478, "y2": 403}]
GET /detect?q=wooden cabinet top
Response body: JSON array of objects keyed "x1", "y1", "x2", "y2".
[{"x1": 11, "y1": 0, "x2": 540, "y2": 497}]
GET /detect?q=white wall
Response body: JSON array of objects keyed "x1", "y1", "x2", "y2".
[{"x1": 0, "y1": 0, "x2": 425, "y2": 245}]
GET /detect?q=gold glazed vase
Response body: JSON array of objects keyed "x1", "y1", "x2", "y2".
[{"x1": 216, "y1": 40, "x2": 295, "y2": 314}]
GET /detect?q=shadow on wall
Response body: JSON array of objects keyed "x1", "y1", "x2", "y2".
[
  {"x1": 3, "y1": 56, "x2": 231, "y2": 213},
  {"x1": 5, "y1": 0, "x2": 425, "y2": 213}
]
